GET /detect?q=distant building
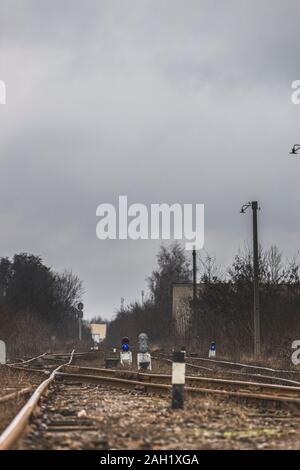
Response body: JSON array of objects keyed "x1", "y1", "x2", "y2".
[
  {"x1": 90, "y1": 323, "x2": 107, "y2": 344},
  {"x1": 172, "y1": 283, "x2": 203, "y2": 338}
]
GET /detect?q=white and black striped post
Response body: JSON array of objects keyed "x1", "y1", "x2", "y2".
[
  {"x1": 171, "y1": 351, "x2": 186, "y2": 409},
  {"x1": 0, "y1": 340, "x2": 6, "y2": 364}
]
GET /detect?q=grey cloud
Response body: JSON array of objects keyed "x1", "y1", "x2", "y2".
[{"x1": 0, "y1": 0, "x2": 300, "y2": 318}]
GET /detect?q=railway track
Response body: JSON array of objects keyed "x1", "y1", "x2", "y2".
[
  {"x1": 2, "y1": 350, "x2": 300, "y2": 450},
  {"x1": 0, "y1": 355, "x2": 51, "y2": 437},
  {"x1": 0, "y1": 350, "x2": 77, "y2": 450},
  {"x1": 55, "y1": 365, "x2": 300, "y2": 406},
  {"x1": 187, "y1": 356, "x2": 300, "y2": 376},
  {"x1": 152, "y1": 354, "x2": 300, "y2": 386}
]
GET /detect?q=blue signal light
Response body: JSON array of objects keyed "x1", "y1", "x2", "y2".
[{"x1": 122, "y1": 343, "x2": 129, "y2": 352}]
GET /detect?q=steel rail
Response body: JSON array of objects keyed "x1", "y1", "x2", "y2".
[
  {"x1": 152, "y1": 355, "x2": 214, "y2": 371},
  {"x1": 188, "y1": 356, "x2": 300, "y2": 375},
  {"x1": 6, "y1": 353, "x2": 48, "y2": 367},
  {"x1": 152, "y1": 357, "x2": 300, "y2": 386},
  {"x1": 55, "y1": 371, "x2": 300, "y2": 405},
  {"x1": 151, "y1": 355, "x2": 300, "y2": 386},
  {"x1": 221, "y1": 369, "x2": 300, "y2": 386},
  {"x1": 6, "y1": 365, "x2": 54, "y2": 374},
  {"x1": 66, "y1": 366, "x2": 300, "y2": 397},
  {"x1": 0, "y1": 387, "x2": 33, "y2": 405},
  {"x1": 0, "y1": 350, "x2": 75, "y2": 450},
  {"x1": 45, "y1": 351, "x2": 98, "y2": 357},
  {"x1": 139, "y1": 372, "x2": 300, "y2": 396}
]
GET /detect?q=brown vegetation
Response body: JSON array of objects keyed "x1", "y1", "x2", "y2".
[
  {"x1": 107, "y1": 243, "x2": 300, "y2": 362},
  {"x1": 0, "y1": 253, "x2": 91, "y2": 358}
]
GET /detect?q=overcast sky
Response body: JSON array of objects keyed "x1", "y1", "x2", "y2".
[{"x1": 0, "y1": 0, "x2": 300, "y2": 319}]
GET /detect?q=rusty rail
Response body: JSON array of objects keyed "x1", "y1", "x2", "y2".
[
  {"x1": 66, "y1": 365, "x2": 300, "y2": 397},
  {"x1": 153, "y1": 354, "x2": 300, "y2": 386},
  {"x1": 0, "y1": 350, "x2": 74, "y2": 450},
  {"x1": 187, "y1": 356, "x2": 300, "y2": 376},
  {"x1": 6, "y1": 353, "x2": 48, "y2": 367},
  {"x1": 0, "y1": 387, "x2": 34, "y2": 404},
  {"x1": 152, "y1": 355, "x2": 214, "y2": 371},
  {"x1": 56, "y1": 370, "x2": 300, "y2": 406}
]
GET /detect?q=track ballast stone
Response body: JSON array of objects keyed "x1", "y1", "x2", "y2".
[{"x1": 20, "y1": 381, "x2": 300, "y2": 450}]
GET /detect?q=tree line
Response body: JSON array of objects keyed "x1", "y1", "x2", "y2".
[
  {"x1": 0, "y1": 253, "x2": 90, "y2": 357},
  {"x1": 107, "y1": 243, "x2": 300, "y2": 361}
]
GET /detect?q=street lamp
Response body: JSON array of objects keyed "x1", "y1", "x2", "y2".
[
  {"x1": 290, "y1": 144, "x2": 300, "y2": 155},
  {"x1": 240, "y1": 201, "x2": 261, "y2": 358}
]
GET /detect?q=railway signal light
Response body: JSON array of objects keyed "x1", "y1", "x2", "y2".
[
  {"x1": 209, "y1": 341, "x2": 216, "y2": 358},
  {"x1": 120, "y1": 336, "x2": 132, "y2": 367},
  {"x1": 121, "y1": 336, "x2": 130, "y2": 352}
]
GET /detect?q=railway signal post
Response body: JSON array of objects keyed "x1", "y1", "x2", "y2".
[
  {"x1": 171, "y1": 351, "x2": 186, "y2": 409},
  {"x1": 77, "y1": 302, "x2": 84, "y2": 341},
  {"x1": 120, "y1": 336, "x2": 132, "y2": 367},
  {"x1": 209, "y1": 341, "x2": 216, "y2": 358},
  {"x1": 137, "y1": 333, "x2": 152, "y2": 371}
]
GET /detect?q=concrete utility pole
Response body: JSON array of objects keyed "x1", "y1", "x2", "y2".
[
  {"x1": 240, "y1": 201, "x2": 261, "y2": 358},
  {"x1": 192, "y1": 248, "x2": 197, "y2": 319},
  {"x1": 252, "y1": 201, "x2": 260, "y2": 358}
]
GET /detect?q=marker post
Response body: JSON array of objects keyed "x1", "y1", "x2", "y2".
[
  {"x1": 171, "y1": 351, "x2": 185, "y2": 409},
  {"x1": 0, "y1": 341, "x2": 6, "y2": 364}
]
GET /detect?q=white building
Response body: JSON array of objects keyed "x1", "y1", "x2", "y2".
[{"x1": 90, "y1": 323, "x2": 107, "y2": 344}]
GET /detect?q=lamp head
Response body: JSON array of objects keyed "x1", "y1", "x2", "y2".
[{"x1": 290, "y1": 145, "x2": 300, "y2": 155}]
